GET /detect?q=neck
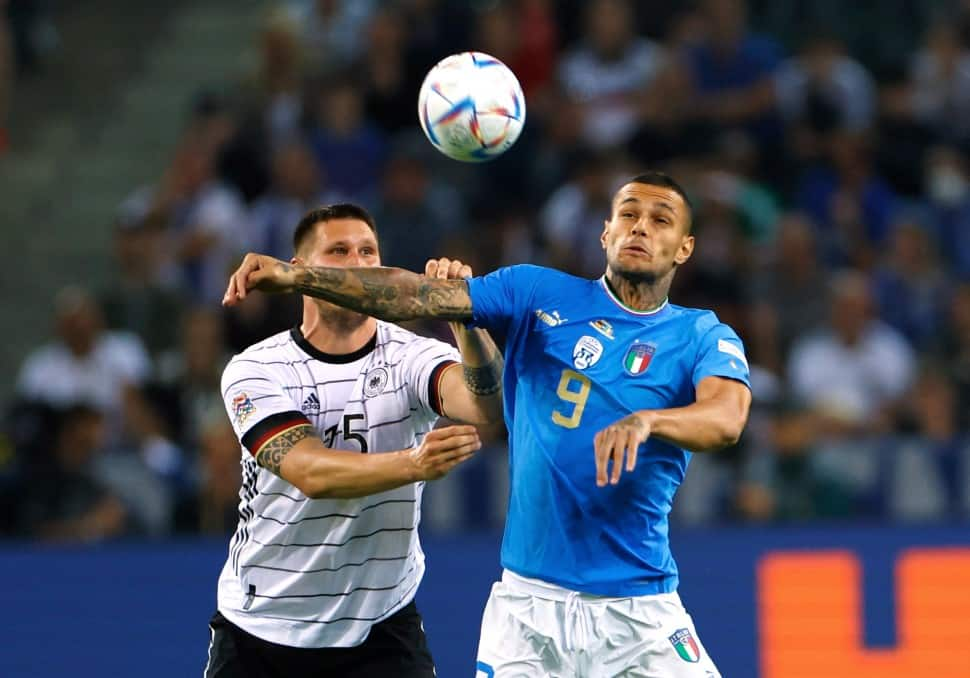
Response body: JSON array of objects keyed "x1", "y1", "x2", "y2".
[
  {"x1": 300, "y1": 300, "x2": 377, "y2": 355},
  {"x1": 605, "y1": 268, "x2": 673, "y2": 312}
]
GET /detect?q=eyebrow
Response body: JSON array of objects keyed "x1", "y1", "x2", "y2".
[
  {"x1": 326, "y1": 239, "x2": 378, "y2": 248},
  {"x1": 617, "y1": 197, "x2": 677, "y2": 213}
]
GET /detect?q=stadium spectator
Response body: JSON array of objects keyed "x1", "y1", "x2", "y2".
[
  {"x1": 16, "y1": 405, "x2": 127, "y2": 542},
  {"x1": 796, "y1": 131, "x2": 896, "y2": 266},
  {"x1": 539, "y1": 151, "x2": 617, "y2": 277},
  {"x1": 17, "y1": 287, "x2": 151, "y2": 438},
  {"x1": 120, "y1": 134, "x2": 248, "y2": 304},
  {"x1": 788, "y1": 270, "x2": 915, "y2": 434},
  {"x1": 885, "y1": 22, "x2": 970, "y2": 146},
  {"x1": 249, "y1": 9, "x2": 304, "y2": 149},
  {"x1": 99, "y1": 219, "x2": 183, "y2": 357},
  {"x1": 775, "y1": 33, "x2": 876, "y2": 168},
  {"x1": 194, "y1": 406, "x2": 242, "y2": 535},
  {"x1": 248, "y1": 140, "x2": 333, "y2": 260},
  {"x1": 372, "y1": 143, "x2": 467, "y2": 272},
  {"x1": 558, "y1": 0, "x2": 667, "y2": 149},
  {"x1": 924, "y1": 145, "x2": 970, "y2": 278},
  {"x1": 872, "y1": 216, "x2": 949, "y2": 350},
  {"x1": 747, "y1": 213, "x2": 829, "y2": 372},
  {"x1": 685, "y1": 0, "x2": 784, "y2": 144},
  {"x1": 287, "y1": 0, "x2": 377, "y2": 73},
  {"x1": 360, "y1": 6, "x2": 417, "y2": 135},
  {"x1": 154, "y1": 307, "x2": 230, "y2": 456},
  {"x1": 308, "y1": 75, "x2": 386, "y2": 200}
]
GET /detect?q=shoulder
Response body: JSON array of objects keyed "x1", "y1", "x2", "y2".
[
  {"x1": 668, "y1": 304, "x2": 726, "y2": 335},
  {"x1": 19, "y1": 344, "x2": 64, "y2": 376},
  {"x1": 223, "y1": 331, "x2": 297, "y2": 373},
  {"x1": 379, "y1": 322, "x2": 457, "y2": 360}
]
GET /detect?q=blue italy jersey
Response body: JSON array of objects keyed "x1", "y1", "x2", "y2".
[{"x1": 467, "y1": 265, "x2": 751, "y2": 596}]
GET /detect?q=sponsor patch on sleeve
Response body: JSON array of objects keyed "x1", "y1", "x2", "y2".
[{"x1": 717, "y1": 339, "x2": 748, "y2": 367}]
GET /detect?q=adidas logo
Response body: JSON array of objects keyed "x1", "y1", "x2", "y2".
[{"x1": 301, "y1": 392, "x2": 320, "y2": 413}]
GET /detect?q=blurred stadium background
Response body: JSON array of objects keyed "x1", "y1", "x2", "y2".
[{"x1": 2, "y1": 0, "x2": 970, "y2": 676}]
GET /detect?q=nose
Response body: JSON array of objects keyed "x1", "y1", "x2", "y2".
[{"x1": 631, "y1": 217, "x2": 648, "y2": 236}]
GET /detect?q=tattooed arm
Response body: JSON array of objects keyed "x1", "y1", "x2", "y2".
[
  {"x1": 423, "y1": 257, "x2": 504, "y2": 426},
  {"x1": 251, "y1": 423, "x2": 482, "y2": 499},
  {"x1": 223, "y1": 253, "x2": 473, "y2": 321}
]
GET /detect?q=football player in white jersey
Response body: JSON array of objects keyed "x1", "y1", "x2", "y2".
[{"x1": 205, "y1": 203, "x2": 503, "y2": 678}]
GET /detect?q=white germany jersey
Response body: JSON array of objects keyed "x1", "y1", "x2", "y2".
[{"x1": 216, "y1": 321, "x2": 460, "y2": 648}]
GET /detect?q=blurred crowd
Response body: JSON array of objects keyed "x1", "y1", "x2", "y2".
[{"x1": 3, "y1": 0, "x2": 970, "y2": 541}]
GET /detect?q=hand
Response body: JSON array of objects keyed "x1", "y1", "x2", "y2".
[
  {"x1": 424, "y1": 257, "x2": 473, "y2": 280},
  {"x1": 593, "y1": 412, "x2": 652, "y2": 487},
  {"x1": 223, "y1": 253, "x2": 297, "y2": 306},
  {"x1": 408, "y1": 425, "x2": 481, "y2": 481},
  {"x1": 426, "y1": 257, "x2": 473, "y2": 333}
]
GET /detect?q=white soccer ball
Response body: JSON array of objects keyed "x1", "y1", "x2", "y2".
[{"x1": 417, "y1": 51, "x2": 526, "y2": 162}]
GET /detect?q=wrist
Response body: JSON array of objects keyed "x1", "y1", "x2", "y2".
[
  {"x1": 636, "y1": 409, "x2": 658, "y2": 431},
  {"x1": 399, "y1": 448, "x2": 421, "y2": 484},
  {"x1": 287, "y1": 264, "x2": 304, "y2": 293}
]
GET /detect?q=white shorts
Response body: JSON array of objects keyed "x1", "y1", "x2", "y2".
[{"x1": 475, "y1": 570, "x2": 720, "y2": 678}]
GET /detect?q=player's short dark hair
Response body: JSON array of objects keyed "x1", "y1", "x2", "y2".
[
  {"x1": 293, "y1": 203, "x2": 379, "y2": 255},
  {"x1": 625, "y1": 171, "x2": 694, "y2": 233}
]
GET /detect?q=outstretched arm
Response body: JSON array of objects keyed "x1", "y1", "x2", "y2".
[{"x1": 223, "y1": 253, "x2": 473, "y2": 322}]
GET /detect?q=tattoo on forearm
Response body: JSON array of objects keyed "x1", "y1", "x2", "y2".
[
  {"x1": 255, "y1": 425, "x2": 314, "y2": 476},
  {"x1": 463, "y1": 359, "x2": 503, "y2": 396},
  {"x1": 295, "y1": 266, "x2": 473, "y2": 321}
]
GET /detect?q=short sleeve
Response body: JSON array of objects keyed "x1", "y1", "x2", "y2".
[
  {"x1": 398, "y1": 336, "x2": 461, "y2": 420},
  {"x1": 692, "y1": 323, "x2": 752, "y2": 389},
  {"x1": 466, "y1": 264, "x2": 544, "y2": 334},
  {"x1": 221, "y1": 358, "x2": 310, "y2": 456}
]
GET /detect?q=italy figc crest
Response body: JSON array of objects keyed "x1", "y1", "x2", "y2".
[
  {"x1": 624, "y1": 341, "x2": 656, "y2": 376},
  {"x1": 668, "y1": 628, "x2": 701, "y2": 663}
]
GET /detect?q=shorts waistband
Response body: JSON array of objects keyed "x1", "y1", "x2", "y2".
[{"x1": 501, "y1": 569, "x2": 680, "y2": 604}]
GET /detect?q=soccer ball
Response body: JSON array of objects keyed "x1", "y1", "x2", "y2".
[{"x1": 417, "y1": 51, "x2": 526, "y2": 162}]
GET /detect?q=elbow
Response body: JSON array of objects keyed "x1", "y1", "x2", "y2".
[
  {"x1": 286, "y1": 457, "x2": 335, "y2": 499},
  {"x1": 714, "y1": 416, "x2": 747, "y2": 450},
  {"x1": 291, "y1": 475, "x2": 332, "y2": 500}
]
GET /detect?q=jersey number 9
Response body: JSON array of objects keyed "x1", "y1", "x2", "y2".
[{"x1": 551, "y1": 369, "x2": 591, "y2": 429}]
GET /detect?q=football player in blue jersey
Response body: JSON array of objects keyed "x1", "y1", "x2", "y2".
[{"x1": 224, "y1": 172, "x2": 752, "y2": 677}]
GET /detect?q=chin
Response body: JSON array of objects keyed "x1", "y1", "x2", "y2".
[{"x1": 612, "y1": 262, "x2": 659, "y2": 282}]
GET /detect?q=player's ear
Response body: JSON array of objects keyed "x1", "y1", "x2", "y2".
[
  {"x1": 291, "y1": 256, "x2": 303, "y2": 266},
  {"x1": 600, "y1": 220, "x2": 610, "y2": 250},
  {"x1": 674, "y1": 235, "x2": 694, "y2": 265}
]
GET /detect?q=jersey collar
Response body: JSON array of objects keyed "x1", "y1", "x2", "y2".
[
  {"x1": 291, "y1": 325, "x2": 377, "y2": 363},
  {"x1": 599, "y1": 276, "x2": 670, "y2": 317}
]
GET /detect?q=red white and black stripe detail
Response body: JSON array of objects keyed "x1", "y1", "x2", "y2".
[{"x1": 241, "y1": 410, "x2": 311, "y2": 456}]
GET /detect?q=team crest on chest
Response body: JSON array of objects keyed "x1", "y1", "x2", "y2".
[
  {"x1": 364, "y1": 367, "x2": 389, "y2": 398},
  {"x1": 572, "y1": 335, "x2": 603, "y2": 370},
  {"x1": 624, "y1": 341, "x2": 656, "y2": 376}
]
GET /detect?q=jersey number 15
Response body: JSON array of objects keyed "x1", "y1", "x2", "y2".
[{"x1": 323, "y1": 413, "x2": 369, "y2": 453}]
